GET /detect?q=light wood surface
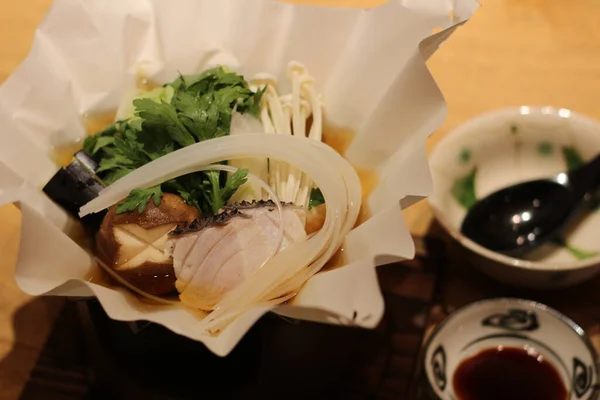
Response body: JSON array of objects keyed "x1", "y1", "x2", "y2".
[
  {"x1": 1, "y1": 0, "x2": 600, "y2": 398},
  {"x1": 0, "y1": 2, "x2": 67, "y2": 398},
  {"x1": 407, "y1": 0, "x2": 600, "y2": 236}
]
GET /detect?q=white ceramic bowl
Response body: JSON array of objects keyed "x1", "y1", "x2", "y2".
[
  {"x1": 428, "y1": 106, "x2": 600, "y2": 288},
  {"x1": 423, "y1": 298, "x2": 600, "y2": 400}
]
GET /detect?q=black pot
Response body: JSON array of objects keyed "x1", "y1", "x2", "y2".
[{"x1": 82, "y1": 300, "x2": 367, "y2": 400}]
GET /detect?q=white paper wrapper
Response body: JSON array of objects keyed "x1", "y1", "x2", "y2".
[{"x1": 0, "y1": 0, "x2": 478, "y2": 356}]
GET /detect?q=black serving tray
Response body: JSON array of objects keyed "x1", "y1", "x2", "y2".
[{"x1": 19, "y1": 238, "x2": 445, "y2": 400}]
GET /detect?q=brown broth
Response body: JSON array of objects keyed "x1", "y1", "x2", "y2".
[
  {"x1": 52, "y1": 140, "x2": 84, "y2": 167},
  {"x1": 84, "y1": 111, "x2": 117, "y2": 135},
  {"x1": 136, "y1": 74, "x2": 161, "y2": 91},
  {"x1": 453, "y1": 346, "x2": 568, "y2": 400},
  {"x1": 322, "y1": 124, "x2": 355, "y2": 156},
  {"x1": 83, "y1": 260, "x2": 185, "y2": 309},
  {"x1": 50, "y1": 111, "x2": 117, "y2": 167},
  {"x1": 355, "y1": 167, "x2": 377, "y2": 227},
  {"x1": 83, "y1": 262, "x2": 117, "y2": 288},
  {"x1": 321, "y1": 124, "x2": 379, "y2": 221}
]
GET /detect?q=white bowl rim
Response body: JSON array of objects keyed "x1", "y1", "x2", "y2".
[
  {"x1": 428, "y1": 105, "x2": 600, "y2": 272},
  {"x1": 422, "y1": 297, "x2": 600, "y2": 399}
]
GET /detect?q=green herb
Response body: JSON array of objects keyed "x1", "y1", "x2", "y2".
[
  {"x1": 133, "y1": 98, "x2": 196, "y2": 147},
  {"x1": 451, "y1": 168, "x2": 478, "y2": 209},
  {"x1": 96, "y1": 153, "x2": 135, "y2": 174},
  {"x1": 566, "y1": 246, "x2": 598, "y2": 260},
  {"x1": 459, "y1": 148, "x2": 471, "y2": 164},
  {"x1": 206, "y1": 171, "x2": 225, "y2": 214},
  {"x1": 116, "y1": 185, "x2": 163, "y2": 214},
  {"x1": 220, "y1": 169, "x2": 249, "y2": 207},
  {"x1": 91, "y1": 136, "x2": 115, "y2": 155},
  {"x1": 309, "y1": 187, "x2": 325, "y2": 209},
  {"x1": 562, "y1": 146, "x2": 585, "y2": 171},
  {"x1": 85, "y1": 66, "x2": 263, "y2": 215},
  {"x1": 117, "y1": 86, "x2": 175, "y2": 121},
  {"x1": 160, "y1": 168, "x2": 248, "y2": 215},
  {"x1": 551, "y1": 236, "x2": 598, "y2": 260},
  {"x1": 537, "y1": 142, "x2": 554, "y2": 157},
  {"x1": 103, "y1": 167, "x2": 135, "y2": 186},
  {"x1": 83, "y1": 123, "x2": 118, "y2": 155}
]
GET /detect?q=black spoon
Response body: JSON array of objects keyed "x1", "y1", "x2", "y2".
[{"x1": 460, "y1": 154, "x2": 600, "y2": 257}]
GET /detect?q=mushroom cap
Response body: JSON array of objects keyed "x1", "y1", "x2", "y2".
[{"x1": 96, "y1": 193, "x2": 199, "y2": 295}]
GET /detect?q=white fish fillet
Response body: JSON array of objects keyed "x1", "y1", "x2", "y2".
[{"x1": 165, "y1": 204, "x2": 306, "y2": 310}]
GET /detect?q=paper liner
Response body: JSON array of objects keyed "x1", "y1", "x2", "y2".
[{"x1": 0, "y1": 0, "x2": 478, "y2": 356}]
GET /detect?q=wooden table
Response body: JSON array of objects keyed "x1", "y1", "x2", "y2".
[{"x1": 1, "y1": 0, "x2": 600, "y2": 398}]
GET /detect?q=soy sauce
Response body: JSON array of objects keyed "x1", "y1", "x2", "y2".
[{"x1": 453, "y1": 346, "x2": 567, "y2": 400}]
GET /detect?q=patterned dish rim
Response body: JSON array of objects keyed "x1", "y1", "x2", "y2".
[
  {"x1": 421, "y1": 297, "x2": 600, "y2": 400},
  {"x1": 428, "y1": 105, "x2": 600, "y2": 271}
]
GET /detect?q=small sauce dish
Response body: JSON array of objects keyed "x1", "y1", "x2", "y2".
[
  {"x1": 422, "y1": 298, "x2": 599, "y2": 400},
  {"x1": 428, "y1": 106, "x2": 600, "y2": 288}
]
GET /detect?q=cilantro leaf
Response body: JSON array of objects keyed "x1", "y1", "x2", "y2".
[
  {"x1": 91, "y1": 136, "x2": 115, "y2": 155},
  {"x1": 133, "y1": 98, "x2": 195, "y2": 147},
  {"x1": 194, "y1": 169, "x2": 248, "y2": 214},
  {"x1": 236, "y1": 86, "x2": 265, "y2": 116},
  {"x1": 221, "y1": 169, "x2": 248, "y2": 203},
  {"x1": 103, "y1": 167, "x2": 135, "y2": 185},
  {"x1": 213, "y1": 86, "x2": 252, "y2": 109},
  {"x1": 83, "y1": 136, "x2": 97, "y2": 155},
  {"x1": 113, "y1": 135, "x2": 148, "y2": 166},
  {"x1": 116, "y1": 185, "x2": 163, "y2": 214},
  {"x1": 85, "y1": 66, "x2": 263, "y2": 216},
  {"x1": 161, "y1": 169, "x2": 247, "y2": 215},
  {"x1": 173, "y1": 91, "x2": 221, "y2": 141},
  {"x1": 83, "y1": 123, "x2": 118, "y2": 155},
  {"x1": 309, "y1": 187, "x2": 325, "y2": 209},
  {"x1": 96, "y1": 154, "x2": 135, "y2": 173},
  {"x1": 204, "y1": 170, "x2": 223, "y2": 214},
  {"x1": 162, "y1": 174, "x2": 207, "y2": 211},
  {"x1": 137, "y1": 126, "x2": 175, "y2": 161}
]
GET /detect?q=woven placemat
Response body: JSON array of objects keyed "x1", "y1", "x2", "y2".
[{"x1": 19, "y1": 238, "x2": 445, "y2": 400}]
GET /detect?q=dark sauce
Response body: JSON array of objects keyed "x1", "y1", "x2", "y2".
[{"x1": 453, "y1": 346, "x2": 567, "y2": 400}]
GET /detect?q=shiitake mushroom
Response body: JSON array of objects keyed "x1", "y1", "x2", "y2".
[{"x1": 95, "y1": 193, "x2": 199, "y2": 295}]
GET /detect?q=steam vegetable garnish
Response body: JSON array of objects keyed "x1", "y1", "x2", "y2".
[
  {"x1": 83, "y1": 66, "x2": 262, "y2": 215},
  {"x1": 308, "y1": 188, "x2": 325, "y2": 209},
  {"x1": 47, "y1": 62, "x2": 362, "y2": 335}
]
